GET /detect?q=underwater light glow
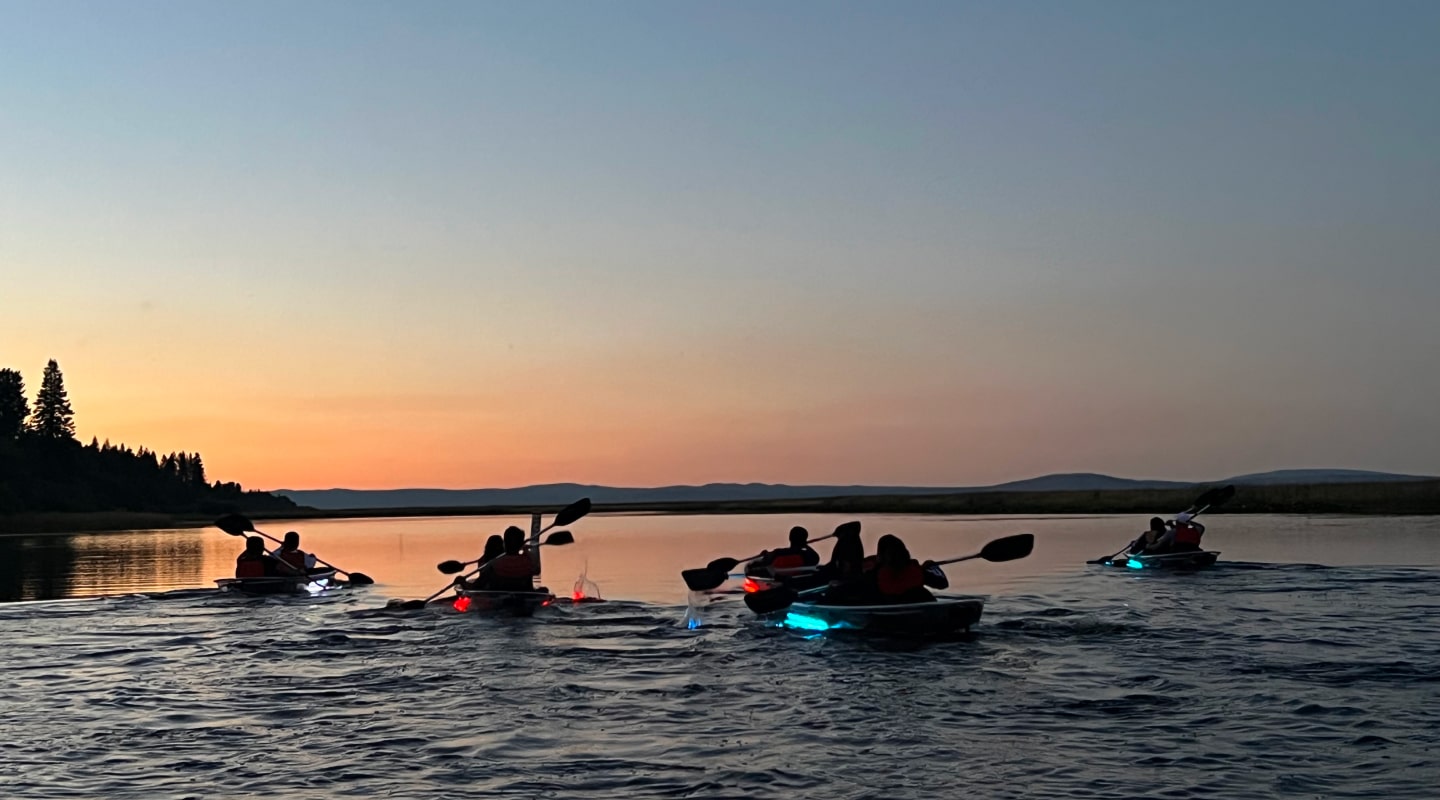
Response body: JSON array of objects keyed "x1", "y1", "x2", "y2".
[
  {"x1": 782, "y1": 612, "x2": 832, "y2": 632},
  {"x1": 742, "y1": 578, "x2": 761, "y2": 593},
  {"x1": 452, "y1": 595, "x2": 473, "y2": 613},
  {"x1": 1126, "y1": 559, "x2": 1144, "y2": 570}
]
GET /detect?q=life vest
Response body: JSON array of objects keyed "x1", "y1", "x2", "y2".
[
  {"x1": 770, "y1": 552, "x2": 807, "y2": 571},
  {"x1": 1173, "y1": 521, "x2": 1203, "y2": 546},
  {"x1": 279, "y1": 550, "x2": 308, "y2": 570},
  {"x1": 876, "y1": 561, "x2": 925, "y2": 597},
  {"x1": 235, "y1": 556, "x2": 267, "y2": 578}
]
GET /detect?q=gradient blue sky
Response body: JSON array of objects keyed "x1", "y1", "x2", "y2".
[{"x1": 2, "y1": 1, "x2": 1437, "y2": 488}]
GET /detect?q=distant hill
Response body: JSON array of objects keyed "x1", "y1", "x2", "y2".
[
  {"x1": 1221, "y1": 469, "x2": 1433, "y2": 486},
  {"x1": 274, "y1": 468, "x2": 1434, "y2": 510}
]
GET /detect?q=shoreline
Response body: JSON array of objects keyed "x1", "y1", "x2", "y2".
[{"x1": 4, "y1": 480, "x2": 1437, "y2": 535}]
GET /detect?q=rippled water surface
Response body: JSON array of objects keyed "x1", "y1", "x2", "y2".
[{"x1": 2, "y1": 513, "x2": 1438, "y2": 799}]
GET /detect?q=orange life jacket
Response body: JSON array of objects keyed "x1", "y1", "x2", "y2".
[
  {"x1": 876, "y1": 561, "x2": 925, "y2": 597},
  {"x1": 235, "y1": 556, "x2": 267, "y2": 578},
  {"x1": 1173, "y1": 522, "x2": 1203, "y2": 546}
]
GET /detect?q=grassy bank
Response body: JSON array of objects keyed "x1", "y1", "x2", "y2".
[{"x1": 7, "y1": 479, "x2": 1437, "y2": 534}]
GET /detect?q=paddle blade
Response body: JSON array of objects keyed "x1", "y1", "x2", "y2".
[
  {"x1": 979, "y1": 533, "x2": 1034, "y2": 563},
  {"x1": 744, "y1": 585, "x2": 799, "y2": 615},
  {"x1": 213, "y1": 513, "x2": 255, "y2": 536},
  {"x1": 682, "y1": 567, "x2": 729, "y2": 592},
  {"x1": 346, "y1": 572, "x2": 376, "y2": 585},
  {"x1": 552, "y1": 498, "x2": 592, "y2": 527},
  {"x1": 832, "y1": 520, "x2": 861, "y2": 538},
  {"x1": 437, "y1": 560, "x2": 467, "y2": 574},
  {"x1": 705, "y1": 557, "x2": 741, "y2": 574},
  {"x1": 544, "y1": 530, "x2": 575, "y2": 546}
]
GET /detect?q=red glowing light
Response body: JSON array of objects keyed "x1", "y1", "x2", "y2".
[
  {"x1": 452, "y1": 595, "x2": 472, "y2": 613},
  {"x1": 742, "y1": 578, "x2": 761, "y2": 593}
]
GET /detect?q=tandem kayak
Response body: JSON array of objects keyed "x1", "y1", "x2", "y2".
[
  {"x1": 436, "y1": 589, "x2": 557, "y2": 616},
  {"x1": 741, "y1": 565, "x2": 826, "y2": 594},
  {"x1": 1098, "y1": 551, "x2": 1220, "y2": 570},
  {"x1": 214, "y1": 569, "x2": 343, "y2": 596},
  {"x1": 764, "y1": 596, "x2": 985, "y2": 637}
]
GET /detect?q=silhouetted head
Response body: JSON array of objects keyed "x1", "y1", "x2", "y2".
[
  {"x1": 876, "y1": 534, "x2": 910, "y2": 568},
  {"x1": 1149, "y1": 517, "x2": 1166, "y2": 534},
  {"x1": 283, "y1": 531, "x2": 300, "y2": 549},
  {"x1": 244, "y1": 536, "x2": 265, "y2": 555},
  {"x1": 482, "y1": 535, "x2": 505, "y2": 562},
  {"x1": 503, "y1": 525, "x2": 526, "y2": 554},
  {"x1": 788, "y1": 526, "x2": 809, "y2": 548}
]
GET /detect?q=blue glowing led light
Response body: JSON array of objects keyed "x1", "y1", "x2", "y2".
[
  {"x1": 782, "y1": 612, "x2": 832, "y2": 632},
  {"x1": 1126, "y1": 559, "x2": 1144, "y2": 570}
]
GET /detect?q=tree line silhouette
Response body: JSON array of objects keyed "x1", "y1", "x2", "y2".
[{"x1": 0, "y1": 360, "x2": 296, "y2": 515}]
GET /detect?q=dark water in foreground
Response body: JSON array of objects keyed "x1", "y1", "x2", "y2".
[{"x1": 1, "y1": 514, "x2": 1437, "y2": 799}]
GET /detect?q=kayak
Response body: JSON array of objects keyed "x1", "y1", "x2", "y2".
[
  {"x1": 1099, "y1": 551, "x2": 1220, "y2": 570},
  {"x1": 440, "y1": 589, "x2": 556, "y2": 616},
  {"x1": 215, "y1": 569, "x2": 342, "y2": 596},
  {"x1": 766, "y1": 596, "x2": 984, "y2": 637}
]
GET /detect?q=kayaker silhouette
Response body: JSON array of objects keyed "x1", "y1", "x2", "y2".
[
  {"x1": 235, "y1": 535, "x2": 283, "y2": 578},
  {"x1": 270, "y1": 531, "x2": 319, "y2": 573},
  {"x1": 753, "y1": 526, "x2": 821, "y2": 575},
  {"x1": 459, "y1": 535, "x2": 507, "y2": 590},
  {"x1": 483, "y1": 526, "x2": 542, "y2": 592},
  {"x1": 867, "y1": 534, "x2": 948, "y2": 604}
]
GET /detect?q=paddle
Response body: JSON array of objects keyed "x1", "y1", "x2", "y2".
[
  {"x1": 214, "y1": 513, "x2": 375, "y2": 585},
  {"x1": 389, "y1": 497, "x2": 592, "y2": 610},
  {"x1": 744, "y1": 532, "x2": 1035, "y2": 615},
  {"x1": 1086, "y1": 484, "x2": 1236, "y2": 564},
  {"x1": 436, "y1": 530, "x2": 575, "y2": 574},
  {"x1": 681, "y1": 520, "x2": 861, "y2": 592}
]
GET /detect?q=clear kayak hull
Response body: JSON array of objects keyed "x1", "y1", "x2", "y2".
[
  {"x1": 769, "y1": 596, "x2": 984, "y2": 637},
  {"x1": 214, "y1": 569, "x2": 342, "y2": 596},
  {"x1": 1099, "y1": 551, "x2": 1220, "y2": 570}
]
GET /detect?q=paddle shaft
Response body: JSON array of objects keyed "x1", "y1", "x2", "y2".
[
  {"x1": 246, "y1": 527, "x2": 357, "y2": 581},
  {"x1": 731, "y1": 533, "x2": 838, "y2": 569}
]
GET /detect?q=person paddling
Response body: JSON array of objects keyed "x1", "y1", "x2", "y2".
[
  {"x1": 753, "y1": 526, "x2": 822, "y2": 576},
  {"x1": 479, "y1": 526, "x2": 542, "y2": 592},
  {"x1": 235, "y1": 535, "x2": 284, "y2": 578},
  {"x1": 1154, "y1": 511, "x2": 1206, "y2": 553},
  {"x1": 270, "y1": 531, "x2": 318, "y2": 574},
  {"x1": 458, "y1": 535, "x2": 507, "y2": 591},
  {"x1": 1128, "y1": 518, "x2": 1167, "y2": 555},
  {"x1": 867, "y1": 534, "x2": 947, "y2": 604}
]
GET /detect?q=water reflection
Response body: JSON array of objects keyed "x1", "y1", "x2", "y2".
[{"x1": 0, "y1": 535, "x2": 78, "y2": 601}]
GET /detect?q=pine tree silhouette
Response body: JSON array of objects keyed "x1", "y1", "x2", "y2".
[
  {"x1": 0, "y1": 368, "x2": 27, "y2": 439},
  {"x1": 29, "y1": 360, "x2": 76, "y2": 441}
]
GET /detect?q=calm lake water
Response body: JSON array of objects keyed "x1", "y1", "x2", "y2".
[{"x1": 2, "y1": 512, "x2": 1438, "y2": 799}]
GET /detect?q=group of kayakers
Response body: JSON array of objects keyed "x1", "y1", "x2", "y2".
[
  {"x1": 233, "y1": 531, "x2": 321, "y2": 578},
  {"x1": 752, "y1": 525, "x2": 949, "y2": 605}
]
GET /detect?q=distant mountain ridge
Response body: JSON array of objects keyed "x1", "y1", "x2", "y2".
[{"x1": 274, "y1": 468, "x2": 1433, "y2": 510}]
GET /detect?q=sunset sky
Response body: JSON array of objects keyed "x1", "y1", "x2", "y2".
[{"x1": 3, "y1": 1, "x2": 1437, "y2": 490}]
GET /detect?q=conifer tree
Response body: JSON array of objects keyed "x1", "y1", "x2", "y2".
[
  {"x1": 0, "y1": 368, "x2": 27, "y2": 439},
  {"x1": 29, "y1": 360, "x2": 75, "y2": 441}
]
